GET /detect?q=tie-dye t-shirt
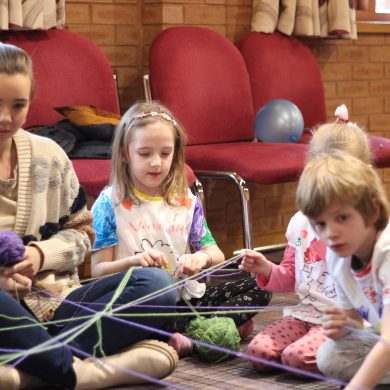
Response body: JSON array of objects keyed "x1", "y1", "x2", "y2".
[{"x1": 92, "y1": 187, "x2": 215, "y2": 277}]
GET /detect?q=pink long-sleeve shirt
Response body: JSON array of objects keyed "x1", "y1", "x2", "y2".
[{"x1": 256, "y1": 211, "x2": 337, "y2": 324}]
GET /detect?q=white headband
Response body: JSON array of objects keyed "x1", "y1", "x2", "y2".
[{"x1": 134, "y1": 111, "x2": 178, "y2": 128}]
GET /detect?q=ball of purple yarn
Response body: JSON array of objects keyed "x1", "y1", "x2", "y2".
[{"x1": 0, "y1": 230, "x2": 25, "y2": 267}]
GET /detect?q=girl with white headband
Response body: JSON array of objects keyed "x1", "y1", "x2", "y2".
[{"x1": 91, "y1": 100, "x2": 272, "y2": 357}]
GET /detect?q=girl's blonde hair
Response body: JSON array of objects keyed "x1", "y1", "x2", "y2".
[
  {"x1": 110, "y1": 100, "x2": 188, "y2": 205},
  {"x1": 307, "y1": 122, "x2": 371, "y2": 164},
  {"x1": 0, "y1": 43, "x2": 34, "y2": 98},
  {"x1": 297, "y1": 151, "x2": 389, "y2": 231}
]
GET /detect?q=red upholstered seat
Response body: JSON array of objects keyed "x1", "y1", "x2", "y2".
[
  {"x1": 186, "y1": 142, "x2": 308, "y2": 184},
  {"x1": 3, "y1": 29, "x2": 197, "y2": 198},
  {"x1": 370, "y1": 136, "x2": 390, "y2": 168},
  {"x1": 71, "y1": 159, "x2": 196, "y2": 199}
]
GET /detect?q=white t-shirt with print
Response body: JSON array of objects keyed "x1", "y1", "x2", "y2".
[
  {"x1": 326, "y1": 221, "x2": 390, "y2": 331},
  {"x1": 284, "y1": 211, "x2": 337, "y2": 324}
]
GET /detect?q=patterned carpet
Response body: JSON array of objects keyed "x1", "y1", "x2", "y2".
[{"x1": 127, "y1": 291, "x2": 341, "y2": 390}]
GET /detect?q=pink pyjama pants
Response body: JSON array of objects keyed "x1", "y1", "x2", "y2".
[{"x1": 247, "y1": 316, "x2": 328, "y2": 373}]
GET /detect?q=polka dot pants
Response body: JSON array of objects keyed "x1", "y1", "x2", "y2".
[{"x1": 247, "y1": 317, "x2": 328, "y2": 374}]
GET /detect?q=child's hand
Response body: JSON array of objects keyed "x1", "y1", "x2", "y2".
[
  {"x1": 322, "y1": 307, "x2": 348, "y2": 339},
  {"x1": 0, "y1": 272, "x2": 32, "y2": 298},
  {"x1": 3, "y1": 246, "x2": 43, "y2": 279},
  {"x1": 133, "y1": 249, "x2": 168, "y2": 268},
  {"x1": 177, "y1": 253, "x2": 207, "y2": 277},
  {"x1": 238, "y1": 249, "x2": 271, "y2": 276}
]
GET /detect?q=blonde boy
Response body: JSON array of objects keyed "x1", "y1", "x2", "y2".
[{"x1": 296, "y1": 151, "x2": 390, "y2": 389}]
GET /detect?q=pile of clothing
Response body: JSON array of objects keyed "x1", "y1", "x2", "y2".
[{"x1": 31, "y1": 105, "x2": 121, "y2": 159}]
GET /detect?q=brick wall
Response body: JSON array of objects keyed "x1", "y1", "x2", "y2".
[{"x1": 66, "y1": 1, "x2": 390, "y2": 256}]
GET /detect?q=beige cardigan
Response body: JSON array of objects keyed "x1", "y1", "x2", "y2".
[{"x1": 12, "y1": 129, "x2": 95, "y2": 321}]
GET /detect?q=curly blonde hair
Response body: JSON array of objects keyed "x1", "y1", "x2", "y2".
[{"x1": 307, "y1": 122, "x2": 371, "y2": 164}]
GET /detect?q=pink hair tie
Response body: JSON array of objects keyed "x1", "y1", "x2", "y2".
[{"x1": 335, "y1": 104, "x2": 349, "y2": 124}]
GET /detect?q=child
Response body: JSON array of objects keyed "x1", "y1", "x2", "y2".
[
  {"x1": 91, "y1": 100, "x2": 272, "y2": 356},
  {"x1": 239, "y1": 106, "x2": 372, "y2": 373},
  {"x1": 0, "y1": 43, "x2": 179, "y2": 389},
  {"x1": 296, "y1": 152, "x2": 390, "y2": 389}
]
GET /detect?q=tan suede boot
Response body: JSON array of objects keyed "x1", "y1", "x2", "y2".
[
  {"x1": 74, "y1": 340, "x2": 179, "y2": 389},
  {"x1": 0, "y1": 365, "x2": 46, "y2": 390}
]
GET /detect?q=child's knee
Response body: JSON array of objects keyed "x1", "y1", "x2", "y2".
[
  {"x1": 280, "y1": 341, "x2": 319, "y2": 373},
  {"x1": 280, "y1": 343, "x2": 305, "y2": 369},
  {"x1": 137, "y1": 268, "x2": 176, "y2": 305},
  {"x1": 316, "y1": 339, "x2": 339, "y2": 376},
  {"x1": 247, "y1": 335, "x2": 280, "y2": 371}
]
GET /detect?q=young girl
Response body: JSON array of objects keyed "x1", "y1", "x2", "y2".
[
  {"x1": 239, "y1": 106, "x2": 372, "y2": 374},
  {"x1": 91, "y1": 100, "x2": 272, "y2": 356},
  {"x1": 296, "y1": 152, "x2": 390, "y2": 389},
  {"x1": 0, "y1": 43, "x2": 179, "y2": 389}
]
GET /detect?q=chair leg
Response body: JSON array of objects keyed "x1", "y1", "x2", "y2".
[
  {"x1": 143, "y1": 74, "x2": 152, "y2": 102},
  {"x1": 191, "y1": 177, "x2": 206, "y2": 216},
  {"x1": 195, "y1": 170, "x2": 254, "y2": 250}
]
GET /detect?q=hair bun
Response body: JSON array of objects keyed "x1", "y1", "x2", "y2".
[{"x1": 335, "y1": 104, "x2": 349, "y2": 123}]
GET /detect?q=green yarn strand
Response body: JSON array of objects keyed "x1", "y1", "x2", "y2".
[{"x1": 185, "y1": 316, "x2": 240, "y2": 363}]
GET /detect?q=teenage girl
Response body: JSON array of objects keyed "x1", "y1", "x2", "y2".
[{"x1": 0, "y1": 43, "x2": 178, "y2": 389}]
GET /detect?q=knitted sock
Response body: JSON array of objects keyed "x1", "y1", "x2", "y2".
[
  {"x1": 238, "y1": 318, "x2": 254, "y2": 340},
  {"x1": 168, "y1": 332, "x2": 192, "y2": 357}
]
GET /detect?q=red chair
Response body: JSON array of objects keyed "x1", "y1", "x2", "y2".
[
  {"x1": 148, "y1": 27, "x2": 310, "y2": 250},
  {"x1": 2, "y1": 29, "x2": 199, "y2": 201},
  {"x1": 238, "y1": 31, "x2": 390, "y2": 168},
  {"x1": 237, "y1": 31, "x2": 327, "y2": 144}
]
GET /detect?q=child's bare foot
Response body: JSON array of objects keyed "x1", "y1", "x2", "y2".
[
  {"x1": 168, "y1": 332, "x2": 192, "y2": 357},
  {"x1": 238, "y1": 318, "x2": 254, "y2": 340}
]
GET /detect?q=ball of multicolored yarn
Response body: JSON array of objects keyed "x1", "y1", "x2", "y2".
[{"x1": 0, "y1": 230, "x2": 25, "y2": 267}]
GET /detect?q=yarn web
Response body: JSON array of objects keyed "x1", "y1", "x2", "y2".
[{"x1": 0, "y1": 252, "x2": 369, "y2": 389}]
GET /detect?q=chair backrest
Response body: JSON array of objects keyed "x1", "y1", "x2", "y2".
[
  {"x1": 149, "y1": 26, "x2": 255, "y2": 146},
  {"x1": 237, "y1": 32, "x2": 327, "y2": 143},
  {"x1": 2, "y1": 29, "x2": 120, "y2": 128}
]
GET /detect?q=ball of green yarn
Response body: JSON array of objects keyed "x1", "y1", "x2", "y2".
[{"x1": 185, "y1": 316, "x2": 241, "y2": 362}]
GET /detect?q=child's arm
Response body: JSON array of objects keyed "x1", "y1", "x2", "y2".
[
  {"x1": 239, "y1": 246, "x2": 296, "y2": 292},
  {"x1": 177, "y1": 244, "x2": 224, "y2": 277},
  {"x1": 322, "y1": 306, "x2": 364, "y2": 339},
  {"x1": 239, "y1": 249, "x2": 273, "y2": 279},
  {"x1": 91, "y1": 246, "x2": 168, "y2": 278},
  {"x1": 346, "y1": 304, "x2": 390, "y2": 390}
]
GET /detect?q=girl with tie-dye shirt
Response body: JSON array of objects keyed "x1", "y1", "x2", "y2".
[{"x1": 91, "y1": 101, "x2": 272, "y2": 356}]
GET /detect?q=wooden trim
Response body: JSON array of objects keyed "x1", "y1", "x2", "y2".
[
  {"x1": 357, "y1": 10, "x2": 390, "y2": 21},
  {"x1": 357, "y1": 21, "x2": 390, "y2": 32}
]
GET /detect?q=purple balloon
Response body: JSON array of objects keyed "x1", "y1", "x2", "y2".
[
  {"x1": 255, "y1": 99, "x2": 304, "y2": 143},
  {"x1": 0, "y1": 231, "x2": 25, "y2": 267}
]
